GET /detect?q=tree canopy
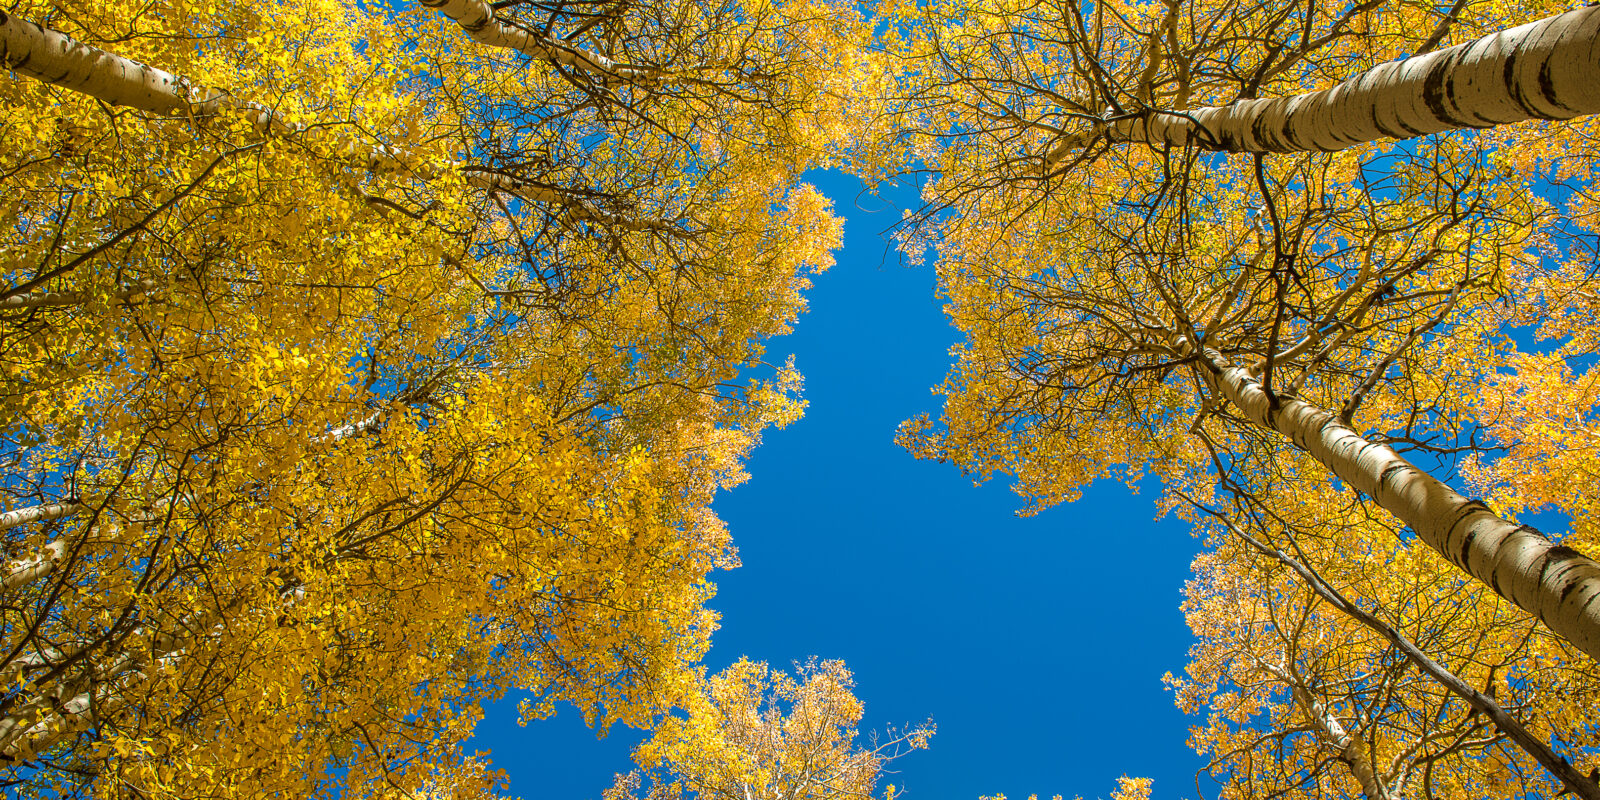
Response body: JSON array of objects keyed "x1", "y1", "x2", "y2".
[
  {"x1": 0, "y1": 0, "x2": 872, "y2": 794},
  {"x1": 877, "y1": 0, "x2": 1600, "y2": 795},
  {"x1": 6, "y1": 0, "x2": 1600, "y2": 797}
]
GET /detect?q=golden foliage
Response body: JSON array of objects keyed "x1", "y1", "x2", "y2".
[
  {"x1": 612, "y1": 658, "x2": 933, "y2": 800},
  {"x1": 0, "y1": 0, "x2": 867, "y2": 795}
]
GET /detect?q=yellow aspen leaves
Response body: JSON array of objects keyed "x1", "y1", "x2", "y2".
[
  {"x1": 8, "y1": 0, "x2": 1600, "y2": 797},
  {"x1": 613, "y1": 658, "x2": 933, "y2": 800},
  {"x1": 869, "y1": 0, "x2": 1600, "y2": 796},
  {"x1": 1, "y1": 0, "x2": 862, "y2": 795}
]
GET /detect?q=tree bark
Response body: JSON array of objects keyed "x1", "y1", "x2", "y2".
[
  {"x1": 0, "y1": 501, "x2": 78, "y2": 532},
  {"x1": 1, "y1": 279, "x2": 160, "y2": 312},
  {"x1": 0, "y1": 642, "x2": 182, "y2": 763},
  {"x1": 1258, "y1": 660, "x2": 1396, "y2": 800},
  {"x1": 1186, "y1": 340, "x2": 1600, "y2": 663},
  {"x1": 2, "y1": 539, "x2": 67, "y2": 591},
  {"x1": 1296, "y1": 686, "x2": 1394, "y2": 800},
  {"x1": 1057, "y1": 5, "x2": 1600, "y2": 156},
  {"x1": 0, "y1": 10, "x2": 195, "y2": 113},
  {"x1": 0, "y1": 13, "x2": 669, "y2": 229},
  {"x1": 416, "y1": 0, "x2": 661, "y2": 83},
  {"x1": 1223, "y1": 518, "x2": 1600, "y2": 800}
]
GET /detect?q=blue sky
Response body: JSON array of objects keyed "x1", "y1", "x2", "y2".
[{"x1": 471, "y1": 170, "x2": 1211, "y2": 800}]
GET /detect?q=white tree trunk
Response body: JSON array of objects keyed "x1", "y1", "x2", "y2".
[
  {"x1": 0, "y1": 501, "x2": 78, "y2": 531},
  {"x1": 1056, "y1": 5, "x2": 1600, "y2": 157},
  {"x1": 0, "y1": 599, "x2": 253, "y2": 762},
  {"x1": 2, "y1": 539, "x2": 67, "y2": 591},
  {"x1": 0, "y1": 10, "x2": 196, "y2": 113},
  {"x1": 1295, "y1": 686, "x2": 1394, "y2": 800},
  {"x1": 0, "y1": 13, "x2": 666, "y2": 229},
  {"x1": 1191, "y1": 342, "x2": 1600, "y2": 662},
  {"x1": 1, "y1": 279, "x2": 160, "y2": 311},
  {"x1": 1259, "y1": 660, "x2": 1395, "y2": 800},
  {"x1": 0, "y1": 677, "x2": 100, "y2": 764},
  {"x1": 0, "y1": 642, "x2": 182, "y2": 763},
  {"x1": 416, "y1": 0, "x2": 661, "y2": 83}
]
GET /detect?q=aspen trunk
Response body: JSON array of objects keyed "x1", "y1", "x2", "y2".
[
  {"x1": 0, "y1": 10, "x2": 194, "y2": 113},
  {"x1": 1256, "y1": 659, "x2": 1394, "y2": 798},
  {"x1": 0, "y1": 501, "x2": 78, "y2": 531},
  {"x1": 0, "y1": 601, "x2": 241, "y2": 762},
  {"x1": 1094, "y1": 6, "x2": 1600, "y2": 153},
  {"x1": 2, "y1": 539, "x2": 67, "y2": 590},
  {"x1": 0, "y1": 14, "x2": 666, "y2": 229},
  {"x1": 0, "y1": 643, "x2": 179, "y2": 763},
  {"x1": 0, "y1": 11, "x2": 339, "y2": 140},
  {"x1": 1290, "y1": 685, "x2": 1394, "y2": 799},
  {"x1": 1300, "y1": 690, "x2": 1393, "y2": 800},
  {"x1": 416, "y1": 0, "x2": 658, "y2": 82},
  {"x1": 0, "y1": 676, "x2": 100, "y2": 763},
  {"x1": 1, "y1": 279, "x2": 160, "y2": 311},
  {"x1": 1194, "y1": 343, "x2": 1600, "y2": 662}
]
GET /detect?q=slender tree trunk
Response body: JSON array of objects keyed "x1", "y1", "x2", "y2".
[
  {"x1": 1185, "y1": 339, "x2": 1600, "y2": 662},
  {"x1": 0, "y1": 502, "x2": 78, "y2": 532},
  {"x1": 0, "y1": 674, "x2": 102, "y2": 763},
  {"x1": 1051, "y1": 5, "x2": 1600, "y2": 159},
  {"x1": 2, "y1": 539, "x2": 67, "y2": 590},
  {"x1": 0, "y1": 13, "x2": 668, "y2": 229},
  {"x1": 1, "y1": 279, "x2": 160, "y2": 312},
  {"x1": 0, "y1": 11, "x2": 195, "y2": 113},
  {"x1": 1223, "y1": 518, "x2": 1600, "y2": 799},
  {"x1": 0, "y1": 640, "x2": 184, "y2": 763},
  {"x1": 0, "y1": 590, "x2": 267, "y2": 762},
  {"x1": 1296, "y1": 686, "x2": 1394, "y2": 800},
  {"x1": 416, "y1": 0, "x2": 661, "y2": 83},
  {"x1": 1259, "y1": 660, "x2": 1396, "y2": 800}
]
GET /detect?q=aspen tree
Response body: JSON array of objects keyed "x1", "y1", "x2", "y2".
[
  {"x1": 1033, "y1": 6, "x2": 1600, "y2": 160},
  {"x1": 0, "y1": 0, "x2": 868, "y2": 794},
  {"x1": 883, "y1": 0, "x2": 1600, "y2": 660},
  {"x1": 1169, "y1": 470, "x2": 1600, "y2": 799}
]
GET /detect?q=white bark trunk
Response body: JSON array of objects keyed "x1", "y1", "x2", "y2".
[
  {"x1": 2, "y1": 503, "x2": 149, "y2": 591},
  {"x1": 1, "y1": 279, "x2": 160, "y2": 311},
  {"x1": 1191, "y1": 342, "x2": 1600, "y2": 662},
  {"x1": 0, "y1": 643, "x2": 180, "y2": 763},
  {"x1": 2, "y1": 287, "x2": 94, "y2": 311},
  {"x1": 0, "y1": 14, "x2": 666, "y2": 229},
  {"x1": 1259, "y1": 661, "x2": 1395, "y2": 800},
  {"x1": 0, "y1": 11, "x2": 287, "y2": 134},
  {"x1": 416, "y1": 0, "x2": 661, "y2": 83},
  {"x1": 2, "y1": 538, "x2": 67, "y2": 590},
  {"x1": 0, "y1": 678, "x2": 97, "y2": 763},
  {"x1": 317, "y1": 412, "x2": 385, "y2": 445},
  {"x1": 1059, "y1": 5, "x2": 1600, "y2": 156},
  {"x1": 1299, "y1": 690, "x2": 1392, "y2": 800},
  {"x1": 0, "y1": 10, "x2": 195, "y2": 113},
  {"x1": 0, "y1": 501, "x2": 78, "y2": 531},
  {"x1": 0, "y1": 608, "x2": 223, "y2": 762}
]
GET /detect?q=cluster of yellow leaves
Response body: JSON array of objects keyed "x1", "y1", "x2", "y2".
[
  {"x1": 896, "y1": 138, "x2": 1540, "y2": 515},
  {"x1": 613, "y1": 658, "x2": 933, "y2": 800},
  {"x1": 1465, "y1": 353, "x2": 1600, "y2": 546},
  {"x1": 1460, "y1": 115, "x2": 1600, "y2": 545},
  {"x1": 980, "y1": 776, "x2": 1151, "y2": 800}
]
